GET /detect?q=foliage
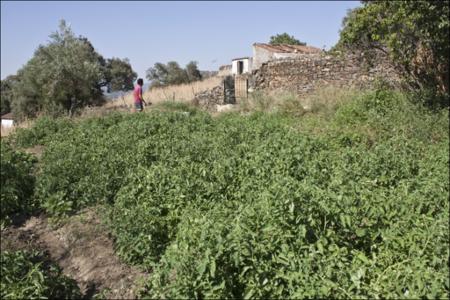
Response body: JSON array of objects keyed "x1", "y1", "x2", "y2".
[
  {"x1": 0, "y1": 250, "x2": 81, "y2": 299},
  {"x1": 9, "y1": 88, "x2": 449, "y2": 298},
  {"x1": 10, "y1": 20, "x2": 106, "y2": 121},
  {"x1": 185, "y1": 61, "x2": 202, "y2": 83},
  {"x1": 146, "y1": 61, "x2": 202, "y2": 88},
  {"x1": 153, "y1": 100, "x2": 199, "y2": 115},
  {"x1": 1, "y1": 75, "x2": 20, "y2": 115},
  {"x1": 269, "y1": 32, "x2": 306, "y2": 46},
  {"x1": 12, "y1": 116, "x2": 74, "y2": 148},
  {"x1": 105, "y1": 57, "x2": 137, "y2": 92},
  {"x1": 242, "y1": 91, "x2": 306, "y2": 117},
  {"x1": 0, "y1": 141, "x2": 37, "y2": 227},
  {"x1": 199, "y1": 70, "x2": 218, "y2": 80},
  {"x1": 337, "y1": 1, "x2": 449, "y2": 105}
]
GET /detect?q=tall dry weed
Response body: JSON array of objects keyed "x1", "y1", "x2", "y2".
[
  {"x1": 303, "y1": 85, "x2": 360, "y2": 116},
  {"x1": 240, "y1": 86, "x2": 360, "y2": 116},
  {"x1": 105, "y1": 76, "x2": 222, "y2": 109}
]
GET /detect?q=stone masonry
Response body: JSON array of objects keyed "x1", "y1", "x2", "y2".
[
  {"x1": 252, "y1": 51, "x2": 401, "y2": 96},
  {"x1": 192, "y1": 86, "x2": 225, "y2": 111}
]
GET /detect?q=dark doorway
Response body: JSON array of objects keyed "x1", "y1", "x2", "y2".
[
  {"x1": 223, "y1": 76, "x2": 236, "y2": 104},
  {"x1": 237, "y1": 61, "x2": 244, "y2": 75}
]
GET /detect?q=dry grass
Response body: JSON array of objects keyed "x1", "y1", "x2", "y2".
[
  {"x1": 300, "y1": 85, "x2": 360, "y2": 115},
  {"x1": 104, "y1": 76, "x2": 222, "y2": 110},
  {"x1": 0, "y1": 85, "x2": 360, "y2": 138},
  {"x1": 239, "y1": 85, "x2": 361, "y2": 116}
]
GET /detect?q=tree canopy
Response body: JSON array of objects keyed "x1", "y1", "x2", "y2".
[
  {"x1": 269, "y1": 33, "x2": 306, "y2": 46},
  {"x1": 337, "y1": 1, "x2": 449, "y2": 104},
  {"x1": 1, "y1": 75, "x2": 19, "y2": 115},
  {"x1": 7, "y1": 20, "x2": 139, "y2": 120},
  {"x1": 146, "y1": 61, "x2": 202, "y2": 88},
  {"x1": 11, "y1": 20, "x2": 106, "y2": 120},
  {"x1": 105, "y1": 58, "x2": 137, "y2": 92}
]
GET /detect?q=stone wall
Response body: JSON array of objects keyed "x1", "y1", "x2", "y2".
[
  {"x1": 192, "y1": 85, "x2": 225, "y2": 111},
  {"x1": 217, "y1": 65, "x2": 232, "y2": 77},
  {"x1": 252, "y1": 51, "x2": 401, "y2": 96}
]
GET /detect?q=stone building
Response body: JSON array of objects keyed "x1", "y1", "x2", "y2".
[
  {"x1": 231, "y1": 57, "x2": 253, "y2": 75},
  {"x1": 1, "y1": 112, "x2": 14, "y2": 128},
  {"x1": 194, "y1": 43, "x2": 399, "y2": 112},
  {"x1": 252, "y1": 43, "x2": 323, "y2": 70}
]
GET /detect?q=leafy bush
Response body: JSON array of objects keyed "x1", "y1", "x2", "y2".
[
  {"x1": 12, "y1": 88, "x2": 448, "y2": 298},
  {"x1": 139, "y1": 107, "x2": 448, "y2": 298},
  {"x1": 0, "y1": 141, "x2": 37, "y2": 227},
  {"x1": 0, "y1": 250, "x2": 81, "y2": 299},
  {"x1": 337, "y1": 1, "x2": 449, "y2": 102},
  {"x1": 13, "y1": 116, "x2": 74, "y2": 148},
  {"x1": 153, "y1": 100, "x2": 199, "y2": 115}
]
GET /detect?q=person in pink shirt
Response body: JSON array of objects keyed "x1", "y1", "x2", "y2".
[{"x1": 134, "y1": 78, "x2": 147, "y2": 112}]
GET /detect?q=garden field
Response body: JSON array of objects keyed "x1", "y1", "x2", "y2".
[{"x1": 1, "y1": 88, "x2": 449, "y2": 298}]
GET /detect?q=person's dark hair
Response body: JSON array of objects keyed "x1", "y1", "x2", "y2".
[{"x1": 137, "y1": 78, "x2": 144, "y2": 85}]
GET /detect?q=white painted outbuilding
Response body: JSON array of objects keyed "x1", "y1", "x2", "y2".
[
  {"x1": 231, "y1": 57, "x2": 253, "y2": 75},
  {"x1": 1, "y1": 113, "x2": 14, "y2": 128}
]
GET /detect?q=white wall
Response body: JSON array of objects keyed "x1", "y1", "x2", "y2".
[
  {"x1": 231, "y1": 58, "x2": 252, "y2": 75},
  {"x1": 1, "y1": 119, "x2": 13, "y2": 128},
  {"x1": 253, "y1": 46, "x2": 274, "y2": 70}
]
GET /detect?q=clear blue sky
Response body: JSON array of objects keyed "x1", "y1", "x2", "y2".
[{"x1": 1, "y1": 1, "x2": 361, "y2": 80}]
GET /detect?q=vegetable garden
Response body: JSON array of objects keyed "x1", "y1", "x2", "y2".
[{"x1": 1, "y1": 89, "x2": 449, "y2": 298}]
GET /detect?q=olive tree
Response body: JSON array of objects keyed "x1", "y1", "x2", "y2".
[{"x1": 12, "y1": 20, "x2": 107, "y2": 120}]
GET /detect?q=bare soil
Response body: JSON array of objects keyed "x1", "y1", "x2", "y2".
[{"x1": 1, "y1": 207, "x2": 148, "y2": 299}]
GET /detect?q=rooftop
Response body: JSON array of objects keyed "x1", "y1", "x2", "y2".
[
  {"x1": 232, "y1": 56, "x2": 251, "y2": 61},
  {"x1": 253, "y1": 43, "x2": 323, "y2": 54},
  {"x1": 1, "y1": 112, "x2": 14, "y2": 120}
]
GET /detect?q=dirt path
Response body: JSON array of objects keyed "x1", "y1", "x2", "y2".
[{"x1": 1, "y1": 207, "x2": 148, "y2": 299}]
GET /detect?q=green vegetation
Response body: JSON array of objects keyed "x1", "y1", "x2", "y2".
[
  {"x1": 269, "y1": 32, "x2": 306, "y2": 46},
  {"x1": 0, "y1": 141, "x2": 37, "y2": 227},
  {"x1": 3, "y1": 87, "x2": 448, "y2": 298},
  {"x1": 146, "y1": 61, "x2": 203, "y2": 88},
  {"x1": 0, "y1": 75, "x2": 19, "y2": 115},
  {"x1": 337, "y1": 1, "x2": 449, "y2": 105},
  {"x1": 1, "y1": 250, "x2": 81, "y2": 299},
  {"x1": 11, "y1": 20, "x2": 106, "y2": 120},
  {"x1": 7, "y1": 20, "x2": 138, "y2": 121},
  {"x1": 105, "y1": 57, "x2": 138, "y2": 92}
]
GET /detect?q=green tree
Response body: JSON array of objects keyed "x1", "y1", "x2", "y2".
[
  {"x1": 166, "y1": 61, "x2": 189, "y2": 85},
  {"x1": 185, "y1": 61, "x2": 202, "y2": 83},
  {"x1": 105, "y1": 58, "x2": 137, "y2": 92},
  {"x1": 146, "y1": 61, "x2": 204, "y2": 88},
  {"x1": 269, "y1": 33, "x2": 306, "y2": 46},
  {"x1": 146, "y1": 62, "x2": 168, "y2": 88},
  {"x1": 1, "y1": 75, "x2": 20, "y2": 115},
  {"x1": 11, "y1": 20, "x2": 107, "y2": 120},
  {"x1": 337, "y1": 1, "x2": 449, "y2": 103}
]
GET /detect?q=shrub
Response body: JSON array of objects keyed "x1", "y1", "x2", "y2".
[
  {"x1": 0, "y1": 250, "x2": 81, "y2": 299},
  {"x1": 0, "y1": 141, "x2": 37, "y2": 227},
  {"x1": 12, "y1": 116, "x2": 74, "y2": 148},
  {"x1": 13, "y1": 87, "x2": 447, "y2": 298}
]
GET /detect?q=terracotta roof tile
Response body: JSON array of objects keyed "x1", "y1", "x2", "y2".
[
  {"x1": 1, "y1": 112, "x2": 14, "y2": 119},
  {"x1": 253, "y1": 43, "x2": 323, "y2": 54}
]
